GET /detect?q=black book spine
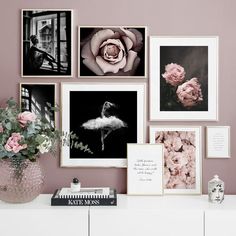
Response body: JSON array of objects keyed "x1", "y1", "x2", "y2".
[{"x1": 51, "y1": 197, "x2": 117, "y2": 206}]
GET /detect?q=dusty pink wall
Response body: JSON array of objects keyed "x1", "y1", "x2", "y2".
[{"x1": 0, "y1": 0, "x2": 235, "y2": 194}]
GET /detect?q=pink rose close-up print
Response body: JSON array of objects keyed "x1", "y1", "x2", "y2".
[
  {"x1": 80, "y1": 27, "x2": 146, "y2": 77},
  {"x1": 155, "y1": 131, "x2": 196, "y2": 189},
  {"x1": 160, "y1": 46, "x2": 208, "y2": 111}
]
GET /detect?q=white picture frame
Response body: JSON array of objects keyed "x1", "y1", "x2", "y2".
[
  {"x1": 127, "y1": 144, "x2": 163, "y2": 195},
  {"x1": 149, "y1": 126, "x2": 202, "y2": 195},
  {"x1": 61, "y1": 82, "x2": 146, "y2": 167},
  {"x1": 149, "y1": 36, "x2": 218, "y2": 121},
  {"x1": 206, "y1": 126, "x2": 231, "y2": 158}
]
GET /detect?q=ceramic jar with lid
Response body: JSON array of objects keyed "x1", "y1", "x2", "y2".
[{"x1": 208, "y1": 175, "x2": 224, "y2": 203}]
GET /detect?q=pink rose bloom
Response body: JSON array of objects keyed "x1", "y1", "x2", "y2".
[
  {"x1": 0, "y1": 123, "x2": 3, "y2": 133},
  {"x1": 17, "y1": 111, "x2": 37, "y2": 127},
  {"x1": 172, "y1": 137, "x2": 183, "y2": 152},
  {"x1": 162, "y1": 63, "x2": 186, "y2": 86},
  {"x1": 173, "y1": 177, "x2": 186, "y2": 189},
  {"x1": 180, "y1": 131, "x2": 195, "y2": 146},
  {"x1": 5, "y1": 133, "x2": 27, "y2": 153},
  {"x1": 164, "y1": 167, "x2": 171, "y2": 186},
  {"x1": 155, "y1": 131, "x2": 164, "y2": 143},
  {"x1": 155, "y1": 129, "x2": 197, "y2": 189},
  {"x1": 176, "y1": 78, "x2": 203, "y2": 108},
  {"x1": 81, "y1": 28, "x2": 143, "y2": 75}
]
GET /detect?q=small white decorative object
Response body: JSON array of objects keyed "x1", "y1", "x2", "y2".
[
  {"x1": 208, "y1": 175, "x2": 224, "y2": 203},
  {"x1": 70, "y1": 178, "x2": 81, "y2": 193}
]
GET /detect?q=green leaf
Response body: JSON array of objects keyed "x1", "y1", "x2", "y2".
[
  {"x1": 5, "y1": 122, "x2": 12, "y2": 130},
  {"x1": 6, "y1": 98, "x2": 17, "y2": 108}
]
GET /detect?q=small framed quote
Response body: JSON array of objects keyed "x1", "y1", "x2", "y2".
[
  {"x1": 206, "y1": 126, "x2": 231, "y2": 158},
  {"x1": 127, "y1": 144, "x2": 163, "y2": 195}
]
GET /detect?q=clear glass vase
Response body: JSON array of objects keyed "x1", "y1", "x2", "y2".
[{"x1": 0, "y1": 158, "x2": 44, "y2": 203}]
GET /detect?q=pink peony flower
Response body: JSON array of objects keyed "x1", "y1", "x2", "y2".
[
  {"x1": 176, "y1": 78, "x2": 203, "y2": 108},
  {"x1": 180, "y1": 131, "x2": 195, "y2": 145},
  {"x1": 81, "y1": 28, "x2": 143, "y2": 76},
  {"x1": 4, "y1": 132, "x2": 27, "y2": 153},
  {"x1": 162, "y1": 63, "x2": 186, "y2": 86},
  {"x1": 0, "y1": 123, "x2": 3, "y2": 133},
  {"x1": 155, "y1": 130, "x2": 196, "y2": 189},
  {"x1": 17, "y1": 111, "x2": 37, "y2": 127}
]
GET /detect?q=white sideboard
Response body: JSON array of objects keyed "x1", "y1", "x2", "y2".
[
  {"x1": 0, "y1": 195, "x2": 89, "y2": 236},
  {"x1": 90, "y1": 195, "x2": 205, "y2": 236},
  {"x1": 1, "y1": 194, "x2": 236, "y2": 236}
]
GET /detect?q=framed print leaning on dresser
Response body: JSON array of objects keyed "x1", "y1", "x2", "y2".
[
  {"x1": 61, "y1": 83, "x2": 146, "y2": 167},
  {"x1": 21, "y1": 9, "x2": 73, "y2": 77},
  {"x1": 150, "y1": 126, "x2": 202, "y2": 195},
  {"x1": 127, "y1": 144, "x2": 164, "y2": 195},
  {"x1": 149, "y1": 36, "x2": 218, "y2": 121}
]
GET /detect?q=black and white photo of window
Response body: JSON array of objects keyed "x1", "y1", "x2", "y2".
[
  {"x1": 20, "y1": 83, "x2": 56, "y2": 129},
  {"x1": 21, "y1": 9, "x2": 72, "y2": 77}
]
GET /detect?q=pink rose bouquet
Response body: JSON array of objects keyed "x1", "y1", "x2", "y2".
[
  {"x1": 0, "y1": 99, "x2": 60, "y2": 161},
  {"x1": 0, "y1": 99, "x2": 92, "y2": 161},
  {"x1": 176, "y1": 78, "x2": 203, "y2": 108},
  {"x1": 162, "y1": 63, "x2": 186, "y2": 86}
]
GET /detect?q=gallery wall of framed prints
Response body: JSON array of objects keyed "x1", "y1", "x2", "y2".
[{"x1": 19, "y1": 8, "x2": 226, "y2": 195}]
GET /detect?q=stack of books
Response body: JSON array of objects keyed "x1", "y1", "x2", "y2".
[{"x1": 51, "y1": 187, "x2": 117, "y2": 206}]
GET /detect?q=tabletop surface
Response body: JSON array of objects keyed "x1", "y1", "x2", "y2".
[{"x1": 0, "y1": 194, "x2": 235, "y2": 211}]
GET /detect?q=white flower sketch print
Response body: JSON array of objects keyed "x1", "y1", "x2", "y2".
[{"x1": 82, "y1": 101, "x2": 127, "y2": 151}]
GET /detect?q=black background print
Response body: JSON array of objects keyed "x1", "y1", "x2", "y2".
[
  {"x1": 80, "y1": 27, "x2": 146, "y2": 76},
  {"x1": 160, "y1": 46, "x2": 208, "y2": 111},
  {"x1": 70, "y1": 91, "x2": 137, "y2": 159}
]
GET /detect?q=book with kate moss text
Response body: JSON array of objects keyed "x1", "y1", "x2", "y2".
[{"x1": 51, "y1": 187, "x2": 117, "y2": 206}]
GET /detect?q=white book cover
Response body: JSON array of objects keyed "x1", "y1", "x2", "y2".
[{"x1": 59, "y1": 187, "x2": 110, "y2": 197}]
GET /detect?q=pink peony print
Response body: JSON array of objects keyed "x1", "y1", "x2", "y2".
[
  {"x1": 17, "y1": 111, "x2": 37, "y2": 127},
  {"x1": 176, "y1": 78, "x2": 203, "y2": 108},
  {"x1": 81, "y1": 27, "x2": 143, "y2": 76},
  {"x1": 5, "y1": 132, "x2": 27, "y2": 153},
  {"x1": 0, "y1": 123, "x2": 3, "y2": 133},
  {"x1": 155, "y1": 131, "x2": 196, "y2": 189},
  {"x1": 162, "y1": 63, "x2": 186, "y2": 86}
]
